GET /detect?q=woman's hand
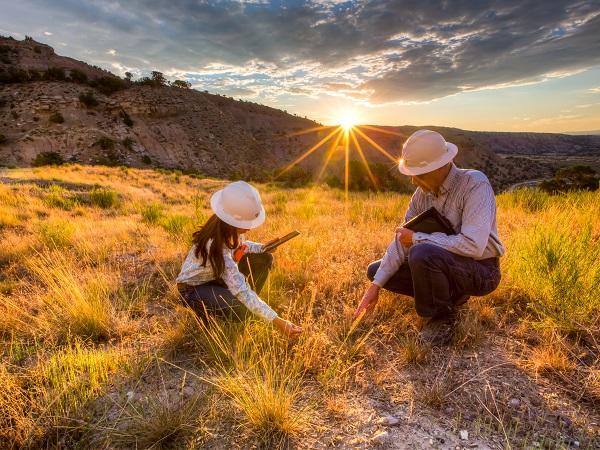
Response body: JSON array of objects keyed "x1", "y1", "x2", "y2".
[
  {"x1": 353, "y1": 283, "x2": 380, "y2": 319},
  {"x1": 395, "y1": 227, "x2": 415, "y2": 248},
  {"x1": 273, "y1": 317, "x2": 303, "y2": 339}
]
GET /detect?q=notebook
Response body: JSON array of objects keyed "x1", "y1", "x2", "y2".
[{"x1": 403, "y1": 207, "x2": 455, "y2": 235}]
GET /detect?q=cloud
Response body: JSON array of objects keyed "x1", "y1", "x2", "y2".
[
  {"x1": 590, "y1": 87, "x2": 600, "y2": 93},
  {"x1": 107, "y1": 49, "x2": 117, "y2": 56},
  {"x1": 3, "y1": 0, "x2": 600, "y2": 103}
]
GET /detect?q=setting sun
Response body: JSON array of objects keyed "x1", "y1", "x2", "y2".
[{"x1": 336, "y1": 114, "x2": 359, "y2": 131}]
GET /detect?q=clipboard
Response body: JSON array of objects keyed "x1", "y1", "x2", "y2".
[{"x1": 263, "y1": 230, "x2": 300, "y2": 253}]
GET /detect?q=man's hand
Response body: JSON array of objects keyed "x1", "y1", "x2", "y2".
[
  {"x1": 395, "y1": 227, "x2": 415, "y2": 248},
  {"x1": 273, "y1": 317, "x2": 303, "y2": 339},
  {"x1": 353, "y1": 284, "x2": 380, "y2": 319}
]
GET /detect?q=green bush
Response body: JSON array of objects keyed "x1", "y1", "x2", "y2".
[
  {"x1": 38, "y1": 220, "x2": 75, "y2": 248},
  {"x1": 90, "y1": 75, "x2": 127, "y2": 95},
  {"x1": 69, "y1": 69, "x2": 88, "y2": 83},
  {"x1": 121, "y1": 111, "x2": 134, "y2": 127},
  {"x1": 48, "y1": 112, "x2": 64, "y2": 124},
  {"x1": 122, "y1": 137, "x2": 134, "y2": 150},
  {"x1": 43, "y1": 185, "x2": 78, "y2": 210},
  {"x1": 88, "y1": 187, "x2": 119, "y2": 209},
  {"x1": 32, "y1": 152, "x2": 64, "y2": 167},
  {"x1": 95, "y1": 137, "x2": 115, "y2": 150},
  {"x1": 78, "y1": 91, "x2": 98, "y2": 107},
  {"x1": 160, "y1": 214, "x2": 191, "y2": 236},
  {"x1": 44, "y1": 67, "x2": 66, "y2": 81},
  {"x1": 141, "y1": 203, "x2": 165, "y2": 225}
]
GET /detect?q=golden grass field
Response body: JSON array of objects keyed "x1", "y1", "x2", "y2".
[{"x1": 0, "y1": 164, "x2": 599, "y2": 449}]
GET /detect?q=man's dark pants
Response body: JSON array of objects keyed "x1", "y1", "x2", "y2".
[
  {"x1": 367, "y1": 243, "x2": 501, "y2": 319},
  {"x1": 180, "y1": 253, "x2": 273, "y2": 321}
]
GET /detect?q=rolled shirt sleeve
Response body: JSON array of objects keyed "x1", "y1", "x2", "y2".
[
  {"x1": 372, "y1": 235, "x2": 407, "y2": 287},
  {"x1": 372, "y1": 191, "x2": 421, "y2": 287},
  {"x1": 242, "y1": 239, "x2": 265, "y2": 254},
  {"x1": 413, "y1": 182, "x2": 496, "y2": 258},
  {"x1": 221, "y1": 248, "x2": 277, "y2": 322}
]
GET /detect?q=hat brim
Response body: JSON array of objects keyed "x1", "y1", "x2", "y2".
[
  {"x1": 398, "y1": 142, "x2": 458, "y2": 176},
  {"x1": 210, "y1": 189, "x2": 266, "y2": 229}
]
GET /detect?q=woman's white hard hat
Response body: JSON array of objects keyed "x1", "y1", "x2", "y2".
[
  {"x1": 210, "y1": 180, "x2": 266, "y2": 229},
  {"x1": 398, "y1": 129, "x2": 458, "y2": 176}
]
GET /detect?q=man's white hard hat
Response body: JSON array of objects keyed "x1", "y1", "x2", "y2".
[
  {"x1": 210, "y1": 180, "x2": 266, "y2": 229},
  {"x1": 398, "y1": 129, "x2": 458, "y2": 176}
]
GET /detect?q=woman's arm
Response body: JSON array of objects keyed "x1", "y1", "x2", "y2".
[{"x1": 221, "y1": 247, "x2": 277, "y2": 321}]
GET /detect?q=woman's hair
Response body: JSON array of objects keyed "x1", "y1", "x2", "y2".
[{"x1": 192, "y1": 214, "x2": 239, "y2": 278}]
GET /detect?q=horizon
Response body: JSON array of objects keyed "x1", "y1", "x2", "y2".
[{"x1": 1, "y1": 1, "x2": 600, "y2": 133}]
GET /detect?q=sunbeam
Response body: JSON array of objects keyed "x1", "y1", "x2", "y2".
[
  {"x1": 353, "y1": 127, "x2": 398, "y2": 163},
  {"x1": 350, "y1": 129, "x2": 378, "y2": 190},
  {"x1": 277, "y1": 127, "x2": 341, "y2": 177}
]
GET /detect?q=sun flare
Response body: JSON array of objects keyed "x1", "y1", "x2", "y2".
[{"x1": 336, "y1": 114, "x2": 358, "y2": 131}]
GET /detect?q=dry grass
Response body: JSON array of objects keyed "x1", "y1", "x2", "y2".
[{"x1": 0, "y1": 165, "x2": 598, "y2": 447}]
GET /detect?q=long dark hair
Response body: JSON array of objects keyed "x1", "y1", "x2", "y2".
[{"x1": 192, "y1": 214, "x2": 239, "y2": 278}]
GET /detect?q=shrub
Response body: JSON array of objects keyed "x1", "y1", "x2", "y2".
[
  {"x1": 121, "y1": 110, "x2": 134, "y2": 127},
  {"x1": 172, "y1": 79, "x2": 191, "y2": 89},
  {"x1": 48, "y1": 111, "x2": 64, "y2": 124},
  {"x1": 38, "y1": 219, "x2": 75, "y2": 247},
  {"x1": 88, "y1": 187, "x2": 119, "y2": 209},
  {"x1": 43, "y1": 185, "x2": 78, "y2": 210},
  {"x1": 32, "y1": 151, "x2": 64, "y2": 166},
  {"x1": 78, "y1": 91, "x2": 98, "y2": 107},
  {"x1": 141, "y1": 203, "x2": 165, "y2": 225},
  {"x1": 95, "y1": 136, "x2": 115, "y2": 150},
  {"x1": 91, "y1": 75, "x2": 127, "y2": 95},
  {"x1": 69, "y1": 68, "x2": 88, "y2": 83},
  {"x1": 27, "y1": 253, "x2": 119, "y2": 342},
  {"x1": 160, "y1": 214, "x2": 191, "y2": 236},
  {"x1": 141, "y1": 155, "x2": 152, "y2": 165},
  {"x1": 44, "y1": 67, "x2": 66, "y2": 81},
  {"x1": 122, "y1": 137, "x2": 134, "y2": 150},
  {"x1": 540, "y1": 165, "x2": 600, "y2": 194},
  {"x1": 0, "y1": 133, "x2": 6, "y2": 144}
]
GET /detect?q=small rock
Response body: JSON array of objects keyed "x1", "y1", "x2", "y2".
[
  {"x1": 378, "y1": 414, "x2": 400, "y2": 426},
  {"x1": 509, "y1": 398, "x2": 520, "y2": 408},
  {"x1": 460, "y1": 429, "x2": 469, "y2": 440},
  {"x1": 371, "y1": 431, "x2": 390, "y2": 444},
  {"x1": 182, "y1": 386, "x2": 195, "y2": 398},
  {"x1": 573, "y1": 441, "x2": 580, "y2": 448},
  {"x1": 126, "y1": 391, "x2": 134, "y2": 401}
]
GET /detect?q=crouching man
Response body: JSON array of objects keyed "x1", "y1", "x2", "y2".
[{"x1": 353, "y1": 130, "x2": 505, "y2": 346}]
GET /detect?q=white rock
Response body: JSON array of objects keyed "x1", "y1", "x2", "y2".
[
  {"x1": 460, "y1": 430, "x2": 469, "y2": 440},
  {"x1": 379, "y1": 415, "x2": 401, "y2": 426},
  {"x1": 126, "y1": 390, "x2": 134, "y2": 401},
  {"x1": 509, "y1": 398, "x2": 520, "y2": 408}
]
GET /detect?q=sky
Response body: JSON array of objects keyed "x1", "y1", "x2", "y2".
[{"x1": 1, "y1": 0, "x2": 600, "y2": 132}]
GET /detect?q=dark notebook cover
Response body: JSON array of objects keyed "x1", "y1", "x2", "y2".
[{"x1": 403, "y1": 207, "x2": 455, "y2": 235}]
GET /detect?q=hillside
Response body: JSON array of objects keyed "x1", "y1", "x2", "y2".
[
  {"x1": 0, "y1": 36, "x2": 318, "y2": 179},
  {"x1": 0, "y1": 165, "x2": 598, "y2": 449},
  {"x1": 1, "y1": 36, "x2": 599, "y2": 191}
]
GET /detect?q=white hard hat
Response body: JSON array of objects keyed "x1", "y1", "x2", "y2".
[
  {"x1": 210, "y1": 181, "x2": 266, "y2": 229},
  {"x1": 398, "y1": 129, "x2": 458, "y2": 176}
]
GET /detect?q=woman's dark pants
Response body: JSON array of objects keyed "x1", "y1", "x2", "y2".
[
  {"x1": 367, "y1": 243, "x2": 501, "y2": 319},
  {"x1": 180, "y1": 253, "x2": 273, "y2": 321}
]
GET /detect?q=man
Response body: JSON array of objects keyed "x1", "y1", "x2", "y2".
[{"x1": 353, "y1": 129, "x2": 504, "y2": 346}]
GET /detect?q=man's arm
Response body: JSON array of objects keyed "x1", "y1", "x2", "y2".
[
  {"x1": 371, "y1": 190, "x2": 422, "y2": 287},
  {"x1": 412, "y1": 181, "x2": 496, "y2": 258}
]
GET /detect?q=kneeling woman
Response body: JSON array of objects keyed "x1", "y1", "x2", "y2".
[{"x1": 176, "y1": 181, "x2": 302, "y2": 339}]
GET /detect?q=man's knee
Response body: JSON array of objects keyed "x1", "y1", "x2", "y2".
[
  {"x1": 366, "y1": 260, "x2": 381, "y2": 281},
  {"x1": 408, "y1": 243, "x2": 447, "y2": 267}
]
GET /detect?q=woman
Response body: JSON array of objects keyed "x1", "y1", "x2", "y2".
[{"x1": 176, "y1": 180, "x2": 302, "y2": 338}]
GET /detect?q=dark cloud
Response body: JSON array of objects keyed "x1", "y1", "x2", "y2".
[{"x1": 3, "y1": 0, "x2": 600, "y2": 102}]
